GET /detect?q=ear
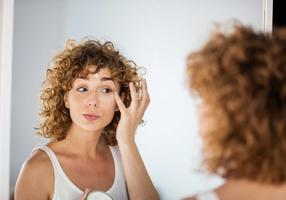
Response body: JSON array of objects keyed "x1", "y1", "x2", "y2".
[{"x1": 64, "y1": 93, "x2": 70, "y2": 108}]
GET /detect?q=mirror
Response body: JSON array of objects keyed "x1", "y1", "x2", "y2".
[{"x1": 9, "y1": 0, "x2": 265, "y2": 199}]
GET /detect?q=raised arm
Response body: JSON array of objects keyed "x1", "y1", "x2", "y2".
[{"x1": 114, "y1": 80, "x2": 159, "y2": 200}]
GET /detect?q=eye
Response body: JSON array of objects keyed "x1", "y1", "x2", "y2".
[
  {"x1": 77, "y1": 87, "x2": 88, "y2": 92},
  {"x1": 101, "y1": 88, "x2": 112, "y2": 94}
]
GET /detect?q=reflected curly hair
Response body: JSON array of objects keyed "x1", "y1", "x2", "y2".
[
  {"x1": 187, "y1": 25, "x2": 286, "y2": 184},
  {"x1": 38, "y1": 39, "x2": 144, "y2": 145}
]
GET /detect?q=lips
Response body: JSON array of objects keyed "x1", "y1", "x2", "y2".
[{"x1": 83, "y1": 114, "x2": 100, "y2": 120}]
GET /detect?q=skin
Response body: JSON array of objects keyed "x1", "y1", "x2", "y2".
[
  {"x1": 183, "y1": 180, "x2": 286, "y2": 200},
  {"x1": 15, "y1": 67, "x2": 159, "y2": 200}
]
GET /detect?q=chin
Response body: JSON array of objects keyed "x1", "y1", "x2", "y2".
[
  {"x1": 74, "y1": 118, "x2": 113, "y2": 132},
  {"x1": 81, "y1": 126, "x2": 104, "y2": 132},
  {"x1": 80, "y1": 122, "x2": 110, "y2": 133}
]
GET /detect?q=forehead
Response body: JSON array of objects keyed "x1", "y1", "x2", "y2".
[
  {"x1": 76, "y1": 65, "x2": 112, "y2": 80},
  {"x1": 74, "y1": 66, "x2": 120, "y2": 87},
  {"x1": 86, "y1": 65, "x2": 112, "y2": 77}
]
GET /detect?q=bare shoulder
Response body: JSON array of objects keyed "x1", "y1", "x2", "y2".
[
  {"x1": 20, "y1": 149, "x2": 53, "y2": 178},
  {"x1": 26, "y1": 148, "x2": 52, "y2": 167},
  {"x1": 14, "y1": 149, "x2": 54, "y2": 200}
]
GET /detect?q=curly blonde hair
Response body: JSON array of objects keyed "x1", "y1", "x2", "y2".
[
  {"x1": 38, "y1": 39, "x2": 143, "y2": 145},
  {"x1": 187, "y1": 25, "x2": 286, "y2": 184}
]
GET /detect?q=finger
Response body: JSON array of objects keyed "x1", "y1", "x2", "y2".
[
  {"x1": 138, "y1": 79, "x2": 150, "y2": 115},
  {"x1": 129, "y1": 82, "x2": 138, "y2": 108},
  {"x1": 114, "y1": 92, "x2": 126, "y2": 113},
  {"x1": 80, "y1": 188, "x2": 91, "y2": 200}
]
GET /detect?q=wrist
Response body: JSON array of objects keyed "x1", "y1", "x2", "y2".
[
  {"x1": 117, "y1": 138, "x2": 136, "y2": 148},
  {"x1": 116, "y1": 131, "x2": 135, "y2": 145}
]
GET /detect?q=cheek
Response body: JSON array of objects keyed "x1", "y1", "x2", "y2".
[
  {"x1": 69, "y1": 95, "x2": 84, "y2": 109},
  {"x1": 100, "y1": 95, "x2": 117, "y2": 111}
]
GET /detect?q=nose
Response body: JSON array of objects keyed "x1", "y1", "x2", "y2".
[
  {"x1": 87, "y1": 95, "x2": 97, "y2": 107},
  {"x1": 88, "y1": 101, "x2": 97, "y2": 107}
]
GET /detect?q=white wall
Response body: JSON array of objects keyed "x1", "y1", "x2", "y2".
[{"x1": 10, "y1": 0, "x2": 263, "y2": 199}]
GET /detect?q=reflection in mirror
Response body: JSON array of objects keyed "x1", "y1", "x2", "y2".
[
  {"x1": 10, "y1": 0, "x2": 263, "y2": 199},
  {"x1": 184, "y1": 23, "x2": 286, "y2": 200}
]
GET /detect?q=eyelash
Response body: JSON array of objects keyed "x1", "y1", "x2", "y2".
[
  {"x1": 101, "y1": 88, "x2": 113, "y2": 93},
  {"x1": 77, "y1": 87, "x2": 88, "y2": 92},
  {"x1": 76, "y1": 87, "x2": 113, "y2": 94}
]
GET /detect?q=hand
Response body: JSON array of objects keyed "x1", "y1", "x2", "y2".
[
  {"x1": 80, "y1": 188, "x2": 91, "y2": 200},
  {"x1": 114, "y1": 79, "x2": 150, "y2": 145}
]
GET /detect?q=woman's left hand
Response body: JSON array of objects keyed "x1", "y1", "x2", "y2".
[
  {"x1": 114, "y1": 79, "x2": 150, "y2": 145},
  {"x1": 79, "y1": 188, "x2": 91, "y2": 200}
]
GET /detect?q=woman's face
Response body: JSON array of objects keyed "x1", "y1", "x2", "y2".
[{"x1": 64, "y1": 66, "x2": 120, "y2": 133}]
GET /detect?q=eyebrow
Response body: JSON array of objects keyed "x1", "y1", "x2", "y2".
[
  {"x1": 79, "y1": 76, "x2": 114, "y2": 82},
  {"x1": 100, "y1": 77, "x2": 114, "y2": 82}
]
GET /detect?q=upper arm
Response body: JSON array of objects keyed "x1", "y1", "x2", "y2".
[{"x1": 14, "y1": 150, "x2": 54, "y2": 200}]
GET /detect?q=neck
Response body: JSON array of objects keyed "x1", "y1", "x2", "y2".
[
  {"x1": 217, "y1": 179, "x2": 286, "y2": 200},
  {"x1": 63, "y1": 123, "x2": 107, "y2": 159}
]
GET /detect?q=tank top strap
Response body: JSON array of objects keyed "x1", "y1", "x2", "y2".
[
  {"x1": 32, "y1": 145, "x2": 128, "y2": 199},
  {"x1": 33, "y1": 146, "x2": 60, "y2": 172},
  {"x1": 107, "y1": 146, "x2": 128, "y2": 199},
  {"x1": 32, "y1": 146, "x2": 83, "y2": 194}
]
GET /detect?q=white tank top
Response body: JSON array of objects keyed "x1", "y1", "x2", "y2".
[
  {"x1": 196, "y1": 191, "x2": 220, "y2": 200},
  {"x1": 35, "y1": 146, "x2": 128, "y2": 200}
]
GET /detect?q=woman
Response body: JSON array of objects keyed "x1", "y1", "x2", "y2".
[
  {"x1": 15, "y1": 39, "x2": 159, "y2": 200},
  {"x1": 185, "y1": 25, "x2": 286, "y2": 200}
]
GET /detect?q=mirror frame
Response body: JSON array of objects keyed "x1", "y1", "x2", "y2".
[
  {"x1": 263, "y1": 0, "x2": 273, "y2": 32},
  {"x1": 0, "y1": 0, "x2": 14, "y2": 199},
  {"x1": 0, "y1": 0, "x2": 273, "y2": 198}
]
